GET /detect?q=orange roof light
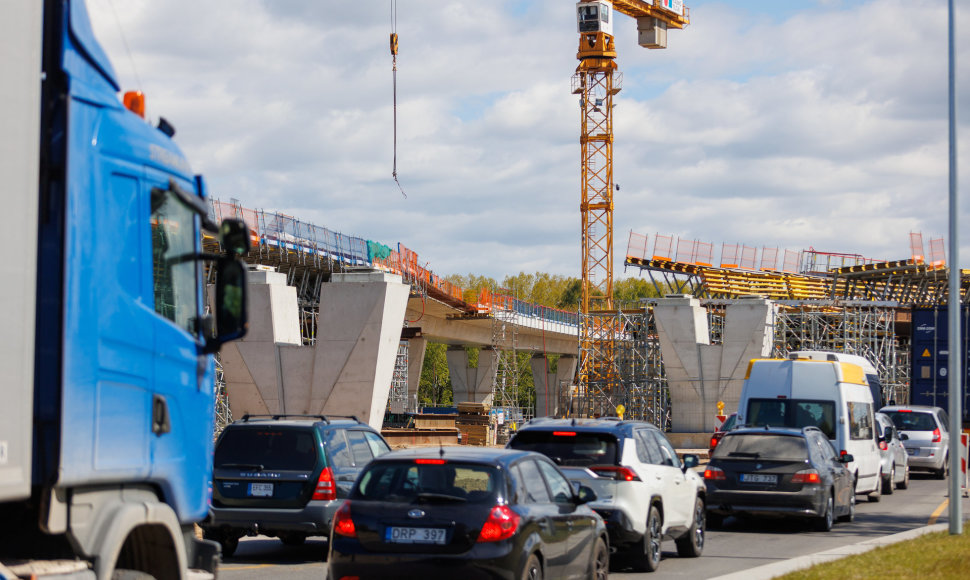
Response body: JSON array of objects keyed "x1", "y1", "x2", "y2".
[{"x1": 123, "y1": 91, "x2": 145, "y2": 118}]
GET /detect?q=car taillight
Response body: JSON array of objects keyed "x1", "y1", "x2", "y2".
[
  {"x1": 333, "y1": 501, "x2": 356, "y2": 537},
  {"x1": 710, "y1": 436, "x2": 719, "y2": 449},
  {"x1": 879, "y1": 440, "x2": 888, "y2": 451},
  {"x1": 932, "y1": 428, "x2": 941, "y2": 443},
  {"x1": 478, "y1": 505, "x2": 520, "y2": 543},
  {"x1": 703, "y1": 467, "x2": 725, "y2": 480},
  {"x1": 312, "y1": 467, "x2": 336, "y2": 501},
  {"x1": 590, "y1": 465, "x2": 641, "y2": 481},
  {"x1": 791, "y1": 469, "x2": 820, "y2": 484}
]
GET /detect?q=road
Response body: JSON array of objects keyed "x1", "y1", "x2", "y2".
[{"x1": 218, "y1": 473, "x2": 967, "y2": 580}]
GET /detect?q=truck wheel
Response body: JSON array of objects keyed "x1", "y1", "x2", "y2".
[
  {"x1": 631, "y1": 505, "x2": 662, "y2": 572},
  {"x1": 675, "y1": 496, "x2": 705, "y2": 558}
]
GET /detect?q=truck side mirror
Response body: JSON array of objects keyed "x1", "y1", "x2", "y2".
[
  {"x1": 202, "y1": 257, "x2": 248, "y2": 353},
  {"x1": 220, "y1": 218, "x2": 251, "y2": 257}
]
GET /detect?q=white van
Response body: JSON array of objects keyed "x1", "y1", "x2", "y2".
[
  {"x1": 737, "y1": 358, "x2": 884, "y2": 501},
  {"x1": 789, "y1": 351, "x2": 884, "y2": 409}
]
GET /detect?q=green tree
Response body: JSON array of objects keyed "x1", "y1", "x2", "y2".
[
  {"x1": 418, "y1": 342, "x2": 452, "y2": 408},
  {"x1": 614, "y1": 276, "x2": 663, "y2": 307}
]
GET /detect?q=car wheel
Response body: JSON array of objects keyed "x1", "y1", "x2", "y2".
[
  {"x1": 521, "y1": 553, "x2": 542, "y2": 580},
  {"x1": 837, "y1": 492, "x2": 855, "y2": 523},
  {"x1": 882, "y1": 466, "x2": 895, "y2": 495},
  {"x1": 675, "y1": 496, "x2": 705, "y2": 558},
  {"x1": 588, "y1": 538, "x2": 608, "y2": 580},
  {"x1": 897, "y1": 466, "x2": 910, "y2": 490},
  {"x1": 813, "y1": 492, "x2": 833, "y2": 532},
  {"x1": 281, "y1": 533, "x2": 307, "y2": 546},
  {"x1": 935, "y1": 456, "x2": 949, "y2": 480},
  {"x1": 631, "y1": 505, "x2": 663, "y2": 573}
]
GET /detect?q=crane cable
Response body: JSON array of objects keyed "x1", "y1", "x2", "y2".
[{"x1": 390, "y1": 0, "x2": 406, "y2": 198}]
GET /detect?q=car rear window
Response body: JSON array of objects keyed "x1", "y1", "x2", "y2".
[
  {"x1": 508, "y1": 431, "x2": 618, "y2": 466},
  {"x1": 746, "y1": 399, "x2": 836, "y2": 439},
  {"x1": 355, "y1": 461, "x2": 499, "y2": 503},
  {"x1": 884, "y1": 411, "x2": 938, "y2": 431},
  {"x1": 215, "y1": 427, "x2": 318, "y2": 471},
  {"x1": 712, "y1": 434, "x2": 809, "y2": 462}
]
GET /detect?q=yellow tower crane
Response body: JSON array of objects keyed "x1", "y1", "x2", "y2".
[{"x1": 573, "y1": 1, "x2": 689, "y2": 415}]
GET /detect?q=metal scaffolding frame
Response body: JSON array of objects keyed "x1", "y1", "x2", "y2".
[{"x1": 386, "y1": 340, "x2": 410, "y2": 413}]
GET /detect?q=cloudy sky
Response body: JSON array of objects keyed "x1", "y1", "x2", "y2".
[{"x1": 86, "y1": 0, "x2": 969, "y2": 281}]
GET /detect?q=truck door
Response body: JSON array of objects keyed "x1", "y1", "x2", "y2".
[{"x1": 147, "y1": 175, "x2": 215, "y2": 520}]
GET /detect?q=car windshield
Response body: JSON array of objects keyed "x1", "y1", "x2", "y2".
[
  {"x1": 214, "y1": 427, "x2": 318, "y2": 471},
  {"x1": 508, "y1": 431, "x2": 618, "y2": 467},
  {"x1": 355, "y1": 461, "x2": 499, "y2": 504},
  {"x1": 884, "y1": 411, "x2": 937, "y2": 431},
  {"x1": 712, "y1": 434, "x2": 809, "y2": 462}
]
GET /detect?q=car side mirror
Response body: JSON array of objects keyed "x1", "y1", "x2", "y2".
[
  {"x1": 840, "y1": 453, "x2": 854, "y2": 464},
  {"x1": 899, "y1": 433, "x2": 909, "y2": 441},
  {"x1": 574, "y1": 485, "x2": 597, "y2": 505},
  {"x1": 681, "y1": 454, "x2": 699, "y2": 472}
]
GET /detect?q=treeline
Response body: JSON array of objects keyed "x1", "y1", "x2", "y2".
[{"x1": 415, "y1": 272, "x2": 671, "y2": 408}]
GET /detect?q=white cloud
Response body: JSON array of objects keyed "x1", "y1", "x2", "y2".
[{"x1": 86, "y1": 0, "x2": 970, "y2": 281}]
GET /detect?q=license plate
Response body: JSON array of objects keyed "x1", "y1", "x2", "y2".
[
  {"x1": 248, "y1": 482, "x2": 274, "y2": 497},
  {"x1": 740, "y1": 473, "x2": 777, "y2": 484},
  {"x1": 386, "y1": 526, "x2": 447, "y2": 544}
]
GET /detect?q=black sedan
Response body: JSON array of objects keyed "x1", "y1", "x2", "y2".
[
  {"x1": 703, "y1": 426, "x2": 855, "y2": 531},
  {"x1": 328, "y1": 447, "x2": 609, "y2": 580}
]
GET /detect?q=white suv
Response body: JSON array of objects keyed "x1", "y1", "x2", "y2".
[{"x1": 508, "y1": 418, "x2": 705, "y2": 573}]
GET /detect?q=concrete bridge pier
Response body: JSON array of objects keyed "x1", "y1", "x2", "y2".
[
  {"x1": 530, "y1": 354, "x2": 577, "y2": 418},
  {"x1": 653, "y1": 296, "x2": 775, "y2": 444},
  {"x1": 446, "y1": 346, "x2": 499, "y2": 405},
  {"x1": 220, "y1": 270, "x2": 410, "y2": 430}
]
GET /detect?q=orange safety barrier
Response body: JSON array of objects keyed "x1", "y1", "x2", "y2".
[
  {"x1": 928, "y1": 237, "x2": 946, "y2": 269},
  {"x1": 910, "y1": 232, "x2": 926, "y2": 264},
  {"x1": 626, "y1": 231, "x2": 649, "y2": 261}
]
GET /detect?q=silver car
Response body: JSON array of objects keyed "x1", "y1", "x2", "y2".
[
  {"x1": 874, "y1": 412, "x2": 909, "y2": 492},
  {"x1": 879, "y1": 405, "x2": 950, "y2": 479}
]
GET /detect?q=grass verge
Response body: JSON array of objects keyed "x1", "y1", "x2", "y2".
[{"x1": 775, "y1": 526, "x2": 970, "y2": 580}]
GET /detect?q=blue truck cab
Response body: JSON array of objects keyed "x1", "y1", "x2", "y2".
[{"x1": 0, "y1": 2, "x2": 248, "y2": 578}]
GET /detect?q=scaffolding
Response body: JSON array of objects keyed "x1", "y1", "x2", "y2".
[
  {"x1": 491, "y1": 293, "x2": 532, "y2": 438},
  {"x1": 771, "y1": 302, "x2": 909, "y2": 406},
  {"x1": 387, "y1": 339, "x2": 410, "y2": 413}
]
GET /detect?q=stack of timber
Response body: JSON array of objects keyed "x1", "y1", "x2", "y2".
[
  {"x1": 456, "y1": 402, "x2": 494, "y2": 446},
  {"x1": 381, "y1": 413, "x2": 459, "y2": 448}
]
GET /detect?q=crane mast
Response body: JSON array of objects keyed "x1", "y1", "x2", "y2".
[{"x1": 573, "y1": 1, "x2": 688, "y2": 415}]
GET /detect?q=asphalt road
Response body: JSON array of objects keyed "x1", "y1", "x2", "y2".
[{"x1": 218, "y1": 473, "x2": 968, "y2": 580}]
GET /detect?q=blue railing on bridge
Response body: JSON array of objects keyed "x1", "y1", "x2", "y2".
[{"x1": 208, "y1": 198, "x2": 579, "y2": 328}]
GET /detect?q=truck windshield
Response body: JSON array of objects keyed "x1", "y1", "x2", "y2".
[{"x1": 747, "y1": 399, "x2": 836, "y2": 440}]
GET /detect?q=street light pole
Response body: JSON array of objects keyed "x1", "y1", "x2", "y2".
[{"x1": 946, "y1": 0, "x2": 962, "y2": 536}]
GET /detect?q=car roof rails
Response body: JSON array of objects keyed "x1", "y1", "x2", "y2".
[{"x1": 238, "y1": 413, "x2": 360, "y2": 424}]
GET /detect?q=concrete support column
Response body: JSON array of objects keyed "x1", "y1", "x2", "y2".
[
  {"x1": 406, "y1": 336, "x2": 428, "y2": 411},
  {"x1": 530, "y1": 354, "x2": 577, "y2": 418},
  {"x1": 653, "y1": 296, "x2": 775, "y2": 434},
  {"x1": 220, "y1": 271, "x2": 410, "y2": 430},
  {"x1": 447, "y1": 347, "x2": 498, "y2": 404}
]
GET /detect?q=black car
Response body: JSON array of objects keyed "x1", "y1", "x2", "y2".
[
  {"x1": 201, "y1": 414, "x2": 391, "y2": 556},
  {"x1": 704, "y1": 426, "x2": 855, "y2": 531},
  {"x1": 327, "y1": 447, "x2": 610, "y2": 580}
]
